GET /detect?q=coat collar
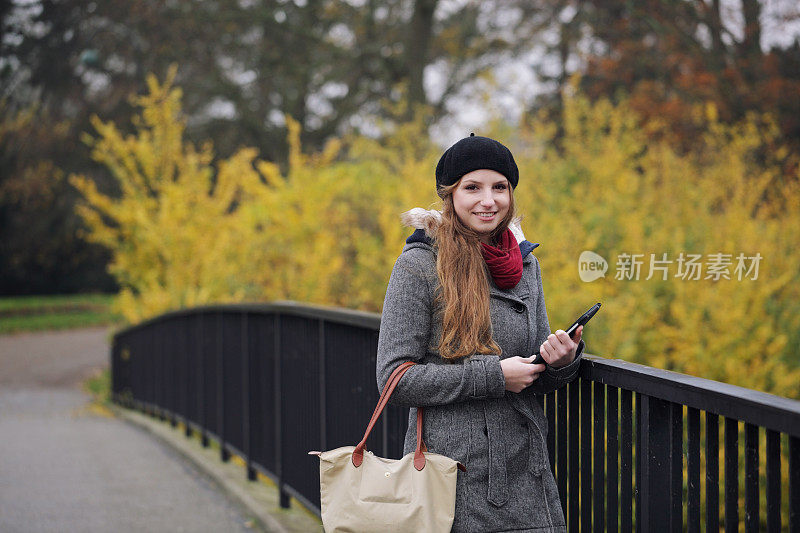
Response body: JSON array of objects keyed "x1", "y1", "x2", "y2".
[{"x1": 405, "y1": 227, "x2": 540, "y2": 262}]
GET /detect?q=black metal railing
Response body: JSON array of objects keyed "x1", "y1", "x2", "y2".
[{"x1": 111, "y1": 302, "x2": 800, "y2": 531}]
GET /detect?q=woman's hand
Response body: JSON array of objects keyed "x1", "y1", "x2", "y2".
[
  {"x1": 539, "y1": 326, "x2": 583, "y2": 369},
  {"x1": 500, "y1": 356, "x2": 546, "y2": 393}
]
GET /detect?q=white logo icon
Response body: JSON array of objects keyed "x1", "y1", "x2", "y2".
[{"x1": 579, "y1": 251, "x2": 608, "y2": 282}]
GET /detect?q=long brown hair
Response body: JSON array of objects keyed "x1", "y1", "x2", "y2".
[{"x1": 434, "y1": 180, "x2": 516, "y2": 360}]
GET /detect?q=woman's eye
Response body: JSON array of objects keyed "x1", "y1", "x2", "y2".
[
  {"x1": 465, "y1": 184, "x2": 477, "y2": 190},
  {"x1": 494, "y1": 184, "x2": 507, "y2": 190}
]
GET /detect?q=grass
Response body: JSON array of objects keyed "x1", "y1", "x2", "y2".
[
  {"x1": 82, "y1": 367, "x2": 115, "y2": 417},
  {"x1": 83, "y1": 367, "x2": 111, "y2": 404},
  {"x1": 0, "y1": 293, "x2": 122, "y2": 334}
]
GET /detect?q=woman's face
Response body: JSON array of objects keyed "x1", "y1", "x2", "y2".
[{"x1": 452, "y1": 169, "x2": 511, "y2": 243}]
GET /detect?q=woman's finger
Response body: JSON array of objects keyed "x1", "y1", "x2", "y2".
[
  {"x1": 547, "y1": 333, "x2": 560, "y2": 347},
  {"x1": 540, "y1": 341, "x2": 555, "y2": 363},
  {"x1": 554, "y1": 329, "x2": 572, "y2": 347},
  {"x1": 571, "y1": 325, "x2": 583, "y2": 344}
]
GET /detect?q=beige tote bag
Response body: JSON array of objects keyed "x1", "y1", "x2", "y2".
[{"x1": 309, "y1": 361, "x2": 465, "y2": 533}]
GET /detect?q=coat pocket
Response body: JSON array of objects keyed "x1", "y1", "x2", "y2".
[
  {"x1": 526, "y1": 419, "x2": 547, "y2": 476},
  {"x1": 507, "y1": 394, "x2": 549, "y2": 475}
]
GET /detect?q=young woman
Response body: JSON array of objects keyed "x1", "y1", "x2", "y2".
[{"x1": 376, "y1": 134, "x2": 584, "y2": 532}]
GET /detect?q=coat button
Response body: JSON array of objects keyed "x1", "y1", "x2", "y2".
[{"x1": 511, "y1": 301, "x2": 525, "y2": 313}]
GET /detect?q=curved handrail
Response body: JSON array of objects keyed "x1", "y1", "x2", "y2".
[{"x1": 112, "y1": 300, "x2": 381, "y2": 340}]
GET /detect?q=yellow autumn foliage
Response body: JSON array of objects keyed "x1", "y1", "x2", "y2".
[
  {"x1": 70, "y1": 67, "x2": 270, "y2": 319},
  {"x1": 70, "y1": 67, "x2": 440, "y2": 322},
  {"x1": 513, "y1": 94, "x2": 800, "y2": 399},
  {"x1": 71, "y1": 71, "x2": 800, "y2": 398}
]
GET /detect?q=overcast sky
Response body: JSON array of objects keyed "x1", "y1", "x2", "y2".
[{"x1": 429, "y1": 0, "x2": 800, "y2": 147}]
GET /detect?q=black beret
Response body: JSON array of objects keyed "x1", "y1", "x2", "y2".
[{"x1": 435, "y1": 133, "x2": 519, "y2": 189}]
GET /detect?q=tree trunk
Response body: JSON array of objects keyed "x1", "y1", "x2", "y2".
[
  {"x1": 740, "y1": 0, "x2": 761, "y2": 59},
  {"x1": 707, "y1": 0, "x2": 727, "y2": 70},
  {"x1": 406, "y1": 0, "x2": 438, "y2": 108}
]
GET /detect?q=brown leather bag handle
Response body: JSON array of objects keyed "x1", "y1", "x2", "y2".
[
  {"x1": 352, "y1": 362, "x2": 427, "y2": 471},
  {"x1": 353, "y1": 362, "x2": 417, "y2": 462},
  {"x1": 364, "y1": 361, "x2": 416, "y2": 434},
  {"x1": 365, "y1": 361, "x2": 414, "y2": 427},
  {"x1": 358, "y1": 361, "x2": 413, "y2": 439}
]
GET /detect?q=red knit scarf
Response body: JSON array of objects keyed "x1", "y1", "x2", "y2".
[{"x1": 481, "y1": 228, "x2": 522, "y2": 289}]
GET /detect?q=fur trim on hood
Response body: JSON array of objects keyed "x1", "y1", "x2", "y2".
[{"x1": 401, "y1": 208, "x2": 527, "y2": 244}]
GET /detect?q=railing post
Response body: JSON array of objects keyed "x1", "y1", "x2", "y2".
[
  {"x1": 669, "y1": 402, "x2": 683, "y2": 532},
  {"x1": 319, "y1": 319, "x2": 327, "y2": 454},
  {"x1": 199, "y1": 313, "x2": 209, "y2": 447},
  {"x1": 243, "y1": 312, "x2": 256, "y2": 481},
  {"x1": 151, "y1": 326, "x2": 158, "y2": 418},
  {"x1": 147, "y1": 328, "x2": 154, "y2": 416},
  {"x1": 556, "y1": 387, "x2": 568, "y2": 515},
  {"x1": 706, "y1": 412, "x2": 720, "y2": 532},
  {"x1": 184, "y1": 320, "x2": 192, "y2": 438},
  {"x1": 580, "y1": 378, "x2": 591, "y2": 531},
  {"x1": 218, "y1": 313, "x2": 230, "y2": 462},
  {"x1": 606, "y1": 386, "x2": 619, "y2": 533},
  {"x1": 765, "y1": 429, "x2": 780, "y2": 533},
  {"x1": 593, "y1": 382, "x2": 605, "y2": 531},
  {"x1": 635, "y1": 392, "x2": 641, "y2": 530},
  {"x1": 567, "y1": 379, "x2": 579, "y2": 532},
  {"x1": 687, "y1": 407, "x2": 701, "y2": 532},
  {"x1": 170, "y1": 319, "x2": 178, "y2": 428},
  {"x1": 158, "y1": 323, "x2": 166, "y2": 422},
  {"x1": 725, "y1": 417, "x2": 739, "y2": 532},
  {"x1": 744, "y1": 423, "x2": 759, "y2": 531},
  {"x1": 620, "y1": 389, "x2": 633, "y2": 532},
  {"x1": 639, "y1": 394, "x2": 671, "y2": 531},
  {"x1": 275, "y1": 313, "x2": 290, "y2": 509}
]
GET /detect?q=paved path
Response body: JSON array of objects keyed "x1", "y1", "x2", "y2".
[{"x1": 0, "y1": 328, "x2": 257, "y2": 532}]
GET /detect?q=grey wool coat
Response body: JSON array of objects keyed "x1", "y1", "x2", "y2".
[{"x1": 376, "y1": 222, "x2": 583, "y2": 533}]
